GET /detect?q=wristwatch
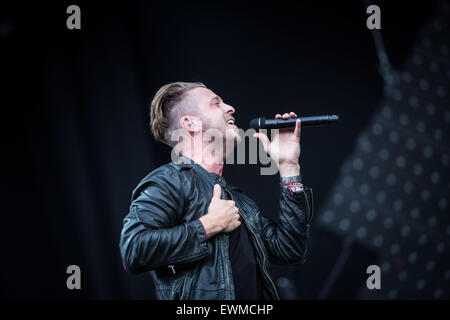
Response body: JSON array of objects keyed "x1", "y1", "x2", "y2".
[{"x1": 280, "y1": 175, "x2": 303, "y2": 194}]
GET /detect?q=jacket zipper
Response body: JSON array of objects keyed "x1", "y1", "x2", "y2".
[
  {"x1": 168, "y1": 249, "x2": 209, "y2": 299},
  {"x1": 303, "y1": 187, "x2": 313, "y2": 225},
  {"x1": 222, "y1": 233, "x2": 232, "y2": 299},
  {"x1": 172, "y1": 273, "x2": 188, "y2": 299},
  {"x1": 226, "y1": 190, "x2": 280, "y2": 300},
  {"x1": 241, "y1": 215, "x2": 280, "y2": 299},
  {"x1": 180, "y1": 273, "x2": 188, "y2": 299}
]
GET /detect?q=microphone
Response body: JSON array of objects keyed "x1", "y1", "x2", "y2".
[{"x1": 249, "y1": 115, "x2": 340, "y2": 130}]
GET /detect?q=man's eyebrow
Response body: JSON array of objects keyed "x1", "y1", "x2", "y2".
[{"x1": 210, "y1": 96, "x2": 222, "y2": 103}]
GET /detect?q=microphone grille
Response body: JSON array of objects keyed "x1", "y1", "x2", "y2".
[
  {"x1": 249, "y1": 118, "x2": 261, "y2": 129},
  {"x1": 250, "y1": 118, "x2": 266, "y2": 130}
]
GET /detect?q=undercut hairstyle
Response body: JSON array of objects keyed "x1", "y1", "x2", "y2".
[{"x1": 149, "y1": 81, "x2": 205, "y2": 146}]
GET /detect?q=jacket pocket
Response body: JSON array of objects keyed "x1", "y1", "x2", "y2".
[
  {"x1": 305, "y1": 188, "x2": 314, "y2": 224},
  {"x1": 171, "y1": 272, "x2": 190, "y2": 300}
]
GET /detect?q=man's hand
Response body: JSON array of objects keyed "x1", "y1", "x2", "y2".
[
  {"x1": 253, "y1": 111, "x2": 301, "y2": 177},
  {"x1": 199, "y1": 184, "x2": 241, "y2": 240}
]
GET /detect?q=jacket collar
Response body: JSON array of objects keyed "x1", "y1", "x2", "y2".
[{"x1": 173, "y1": 155, "x2": 243, "y2": 192}]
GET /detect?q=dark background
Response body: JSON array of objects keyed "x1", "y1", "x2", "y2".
[{"x1": 1, "y1": 0, "x2": 448, "y2": 299}]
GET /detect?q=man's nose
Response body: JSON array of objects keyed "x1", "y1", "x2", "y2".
[{"x1": 222, "y1": 103, "x2": 235, "y2": 115}]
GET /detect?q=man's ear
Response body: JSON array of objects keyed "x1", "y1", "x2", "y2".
[{"x1": 180, "y1": 116, "x2": 201, "y2": 132}]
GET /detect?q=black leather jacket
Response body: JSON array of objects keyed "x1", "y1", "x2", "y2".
[{"x1": 119, "y1": 157, "x2": 314, "y2": 300}]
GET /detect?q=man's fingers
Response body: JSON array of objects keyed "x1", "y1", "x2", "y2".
[
  {"x1": 276, "y1": 112, "x2": 297, "y2": 119},
  {"x1": 293, "y1": 119, "x2": 301, "y2": 140},
  {"x1": 253, "y1": 132, "x2": 270, "y2": 152},
  {"x1": 212, "y1": 184, "x2": 222, "y2": 199}
]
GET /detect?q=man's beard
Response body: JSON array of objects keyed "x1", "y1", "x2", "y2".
[
  {"x1": 224, "y1": 127, "x2": 241, "y2": 150},
  {"x1": 198, "y1": 126, "x2": 240, "y2": 165}
]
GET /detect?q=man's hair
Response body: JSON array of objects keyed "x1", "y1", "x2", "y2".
[{"x1": 149, "y1": 81, "x2": 206, "y2": 146}]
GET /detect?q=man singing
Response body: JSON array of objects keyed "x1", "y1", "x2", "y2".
[{"x1": 119, "y1": 82, "x2": 313, "y2": 300}]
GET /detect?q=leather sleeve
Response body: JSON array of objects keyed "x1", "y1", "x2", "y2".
[
  {"x1": 119, "y1": 168, "x2": 209, "y2": 274},
  {"x1": 260, "y1": 186, "x2": 314, "y2": 265}
]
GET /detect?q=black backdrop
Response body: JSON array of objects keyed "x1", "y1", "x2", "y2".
[{"x1": 1, "y1": 1, "x2": 440, "y2": 299}]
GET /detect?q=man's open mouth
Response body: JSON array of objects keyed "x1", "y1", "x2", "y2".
[{"x1": 226, "y1": 119, "x2": 235, "y2": 125}]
